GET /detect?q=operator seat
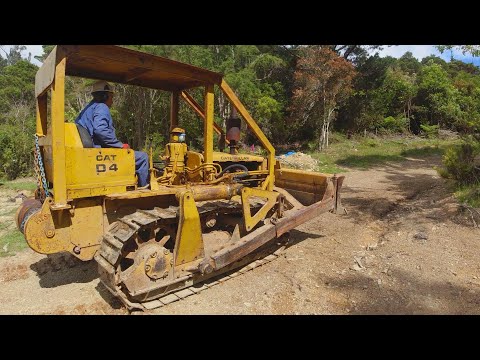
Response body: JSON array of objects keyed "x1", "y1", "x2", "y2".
[{"x1": 76, "y1": 124, "x2": 94, "y2": 148}]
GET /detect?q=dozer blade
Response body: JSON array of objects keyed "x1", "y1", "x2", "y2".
[
  {"x1": 275, "y1": 167, "x2": 344, "y2": 212},
  {"x1": 208, "y1": 174, "x2": 344, "y2": 269}
]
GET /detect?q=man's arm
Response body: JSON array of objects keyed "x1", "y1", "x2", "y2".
[{"x1": 92, "y1": 104, "x2": 124, "y2": 148}]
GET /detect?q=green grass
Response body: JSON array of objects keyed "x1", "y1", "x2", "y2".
[
  {"x1": 454, "y1": 184, "x2": 480, "y2": 208},
  {"x1": 0, "y1": 207, "x2": 19, "y2": 218},
  {"x1": 308, "y1": 136, "x2": 459, "y2": 172},
  {"x1": 0, "y1": 181, "x2": 37, "y2": 191},
  {"x1": 0, "y1": 229, "x2": 28, "y2": 257}
]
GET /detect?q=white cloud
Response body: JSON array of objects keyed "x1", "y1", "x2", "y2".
[{"x1": 374, "y1": 45, "x2": 439, "y2": 60}]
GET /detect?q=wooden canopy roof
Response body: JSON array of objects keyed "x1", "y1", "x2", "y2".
[{"x1": 36, "y1": 45, "x2": 223, "y2": 96}]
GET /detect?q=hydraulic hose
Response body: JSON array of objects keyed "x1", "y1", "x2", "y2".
[{"x1": 216, "y1": 163, "x2": 249, "y2": 179}]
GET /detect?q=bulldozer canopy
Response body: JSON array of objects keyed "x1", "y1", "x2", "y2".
[{"x1": 35, "y1": 45, "x2": 223, "y2": 96}]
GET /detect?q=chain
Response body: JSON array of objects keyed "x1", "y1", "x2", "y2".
[{"x1": 34, "y1": 134, "x2": 49, "y2": 201}]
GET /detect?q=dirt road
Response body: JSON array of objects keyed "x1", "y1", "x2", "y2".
[{"x1": 1, "y1": 155, "x2": 479, "y2": 315}]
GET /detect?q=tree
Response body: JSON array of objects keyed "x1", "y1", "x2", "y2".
[
  {"x1": 437, "y1": 45, "x2": 480, "y2": 57},
  {"x1": 0, "y1": 45, "x2": 28, "y2": 65},
  {"x1": 416, "y1": 62, "x2": 461, "y2": 129},
  {"x1": 381, "y1": 66, "x2": 417, "y2": 130},
  {"x1": 291, "y1": 47, "x2": 356, "y2": 150}
]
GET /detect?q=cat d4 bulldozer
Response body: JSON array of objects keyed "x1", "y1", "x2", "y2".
[{"x1": 16, "y1": 45, "x2": 345, "y2": 310}]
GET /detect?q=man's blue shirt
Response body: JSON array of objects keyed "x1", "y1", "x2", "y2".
[{"x1": 75, "y1": 101, "x2": 123, "y2": 148}]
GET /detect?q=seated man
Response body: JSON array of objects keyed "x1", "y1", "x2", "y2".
[{"x1": 75, "y1": 81, "x2": 149, "y2": 188}]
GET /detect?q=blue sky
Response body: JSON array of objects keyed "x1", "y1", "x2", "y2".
[
  {"x1": 2, "y1": 45, "x2": 480, "y2": 67},
  {"x1": 375, "y1": 45, "x2": 480, "y2": 66}
]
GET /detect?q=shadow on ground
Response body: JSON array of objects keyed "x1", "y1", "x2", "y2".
[
  {"x1": 286, "y1": 229, "x2": 325, "y2": 248},
  {"x1": 95, "y1": 282, "x2": 126, "y2": 310},
  {"x1": 322, "y1": 267, "x2": 480, "y2": 314},
  {"x1": 340, "y1": 155, "x2": 459, "y2": 225},
  {"x1": 336, "y1": 154, "x2": 405, "y2": 169},
  {"x1": 30, "y1": 253, "x2": 98, "y2": 288}
]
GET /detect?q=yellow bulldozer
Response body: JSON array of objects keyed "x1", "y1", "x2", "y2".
[{"x1": 16, "y1": 45, "x2": 345, "y2": 310}]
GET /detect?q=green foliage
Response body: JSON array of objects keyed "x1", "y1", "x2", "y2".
[
  {"x1": 455, "y1": 185, "x2": 480, "y2": 208},
  {"x1": 440, "y1": 138, "x2": 480, "y2": 184},
  {"x1": 380, "y1": 116, "x2": 409, "y2": 133},
  {"x1": 420, "y1": 124, "x2": 440, "y2": 138},
  {"x1": 3, "y1": 44, "x2": 480, "y2": 190},
  {"x1": 0, "y1": 124, "x2": 34, "y2": 179}
]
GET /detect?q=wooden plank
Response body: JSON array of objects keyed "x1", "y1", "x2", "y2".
[{"x1": 59, "y1": 45, "x2": 223, "y2": 88}]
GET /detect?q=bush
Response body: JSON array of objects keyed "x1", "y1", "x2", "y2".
[
  {"x1": 440, "y1": 138, "x2": 480, "y2": 184},
  {"x1": 420, "y1": 124, "x2": 440, "y2": 138},
  {"x1": 379, "y1": 116, "x2": 409, "y2": 133},
  {"x1": 329, "y1": 132, "x2": 347, "y2": 144},
  {"x1": 0, "y1": 124, "x2": 34, "y2": 180}
]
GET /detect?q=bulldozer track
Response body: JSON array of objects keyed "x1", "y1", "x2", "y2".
[
  {"x1": 138, "y1": 244, "x2": 286, "y2": 311},
  {"x1": 95, "y1": 199, "x2": 282, "y2": 311}
]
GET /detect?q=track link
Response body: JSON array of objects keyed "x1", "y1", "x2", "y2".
[
  {"x1": 95, "y1": 199, "x2": 278, "y2": 311},
  {"x1": 139, "y1": 245, "x2": 286, "y2": 311}
]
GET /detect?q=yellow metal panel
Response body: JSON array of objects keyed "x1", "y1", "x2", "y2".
[
  {"x1": 186, "y1": 151, "x2": 204, "y2": 168},
  {"x1": 186, "y1": 151, "x2": 204, "y2": 182},
  {"x1": 106, "y1": 186, "x2": 178, "y2": 200},
  {"x1": 64, "y1": 123, "x2": 83, "y2": 147},
  {"x1": 69, "y1": 199, "x2": 103, "y2": 260},
  {"x1": 275, "y1": 168, "x2": 330, "y2": 206},
  {"x1": 212, "y1": 152, "x2": 264, "y2": 163},
  {"x1": 68, "y1": 185, "x2": 132, "y2": 199},
  {"x1": 204, "y1": 85, "x2": 214, "y2": 169},
  {"x1": 65, "y1": 148, "x2": 136, "y2": 198},
  {"x1": 24, "y1": 198, "x2": 71, "y2": 254},
  {"x1": 241, "y1": 187, "x2": 279, "y2": 232},
  {"x1": 51, "y1": 55, "x2": 67, "y2": 205},
  {"x1": 220, "y1": 80, "x2": 275, "y2": 190},
  {"x1": 174, "y1": 191, "x2": 204, "y2": 266}
]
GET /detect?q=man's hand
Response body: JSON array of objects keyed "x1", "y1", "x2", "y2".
[{"x1": 122, "y1": 143, "x2": 130, "y2": 149}]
